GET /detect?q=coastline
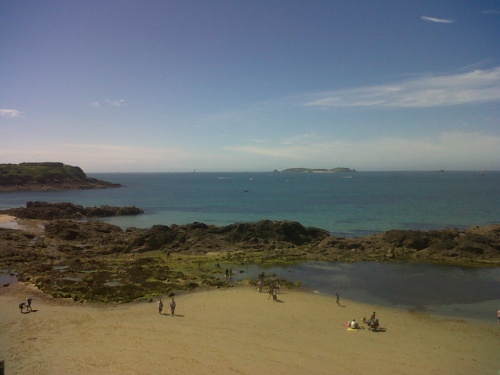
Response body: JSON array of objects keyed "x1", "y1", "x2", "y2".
[{"x1": 1, "y1": 282, "x2": 498, "y2": 374}]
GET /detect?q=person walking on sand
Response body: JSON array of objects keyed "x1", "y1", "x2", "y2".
[
  {"x1": 158, "y1": 298, "x2": 163, "y2": 315},
  {"x1": 19, "y1": 302, "x2": 26, "y2": 313},
  {"x1": 272, "y1": 287, "x2": 278, "y2": 302},
  {"x1": 335, "y1": 292, "x2": 340, "y2": 306},
  {"x1": 497, "y1": 309, "x2": 500, "y2": 325},
  {"x1": 258, "y1": 279, "x2": 263, "y2": 293},
  {"x1": 170, "y1": 298, "x2": 176, "y2": 316},
  {"x1": 26, "y1": 297, "x2": 33, "y2": 312},
  {"x1": 268, "y1": 284, "x2": 274, "y2": 300}
]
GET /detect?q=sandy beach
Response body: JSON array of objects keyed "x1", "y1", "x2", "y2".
[
  {"x1": 0, "y1": 215, "x2": 16, "y2": 224},
  {"x1": 1, "y1": 282, "x2": 498, "y2": 375}
]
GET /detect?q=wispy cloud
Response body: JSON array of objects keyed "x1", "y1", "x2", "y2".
[
  {"x1": 480, "y1": 10, "x2": 500, "y2": 15},
  {"x1": 303, "y1": 67, "x2": 500, "y2": 109},
  {"x1": 0, "y1": 109, "x2": 22, "y2": 118},
  {"x1": 106, "y1": 99, "x2": 125, "y2": 107},
  {"x1": 90, "y1": 99, "x2": 125, "y2": 107},
  {"x1": 421, "y1": 16, "x2": 455, "y2": 24},
  {"x1": 0, "y1": 143, "x2": 200, "y2": 172},
  {"x1": 225, "y1": 131, "x2": 500, "y2": 170}
]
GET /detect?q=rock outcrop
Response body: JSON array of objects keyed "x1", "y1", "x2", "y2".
[
  {"x1": 0, "y1": 201, "x2": 143, "y2": 220},
  {"x1": 0, "y1": 208, "x2": 498, "y2": 303},
  {"x1": 0, "y1": 162, "x2": 121, "y2": 192}
]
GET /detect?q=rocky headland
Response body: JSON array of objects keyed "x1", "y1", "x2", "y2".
[
  {"x1": 0, "y1": 201, "x2": 498, "y2": 304},
  {"x1": 0, "y1": 162, "x2": 121, "y2": 192}
]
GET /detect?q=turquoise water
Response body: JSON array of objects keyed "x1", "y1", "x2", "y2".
[
  {"x1": 230, "y1": 262, "x2": 500, "y2": 322},
  {"x1": 1, "y1": 171, "x2": 499, "y2": 321},
  {"x1": 1, "y1": 171, "x2": 498, "y2": 236}
]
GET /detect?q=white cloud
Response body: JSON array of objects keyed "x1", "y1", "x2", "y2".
[
  {"x1": 0, "y1": 143, "x2": 197, "y2": 172},
  {"x1": 480, "y1": 10, "x2": 500, "y2": 15},
  {"x1": 303, "y1": 67, "x2": 500, "y2": 109},
  {"x1": 225, "y1": 131, "x2": 500, "y2": 171},
  {"x1": 421, "y1": 16, "x2": 455, "y2": 23},
  {"x1": 0, "y1": 109, "x2": 22, "y2": 118},
  {"x1": 90, "y1": 100, "x2": 125, "y2": 107},
  {"x1": 106, "y1": 99, "x2": 125, "y2": 107}
]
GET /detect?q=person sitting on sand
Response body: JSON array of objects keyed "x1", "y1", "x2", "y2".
[
  {"x1": 19, "y1": 302, "x2": 26, "y2": 313},
  {"x1": 158, "y1": 298, "x2": 163, "y2": 315},
  {"x1": 363, "y1": 312, "x2": 376, "y2": 326},
  {"x1": 170, "y1": 298, "x2": 176, "y2": 316},
  {"x1": 350, "y1": 319, "x2": 360, "y2": 329},
  {"x1": 369, "y1": 318, "x2": 379, "y2": 331}
]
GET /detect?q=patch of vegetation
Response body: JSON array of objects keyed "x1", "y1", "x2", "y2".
[
  {"x1": 0, "y1": 162, "x2": 86, "y2": 185},
  {"x1": 0, "y1": 162, "x2": 121, "y2": 190}
]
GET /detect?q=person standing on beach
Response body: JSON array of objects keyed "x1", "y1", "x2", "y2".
[
  {"x1": 170, "y1": 298, "x2": 176, "y2": 316},
  {"x1": 335, "y1": 292, "x2": 340, "y2": 306},
  {"x1": 26, "y1": 297, "x2": 33, "y2": 312},
  {"x1": 258, "y1": 279, "x2": 263, "y2": 293},
  {"x1": 497, "y1": 309, "x2": 500, "y2": 325},
  {"x1": 272, "y1": 287, "x2": 278, "y2": 302},
  {"x1": 268, "y1": 284, "x2": 274, "y2": 300},
  {"x1": 158, "y1": 298, "x2": 163, "y2": 315}
]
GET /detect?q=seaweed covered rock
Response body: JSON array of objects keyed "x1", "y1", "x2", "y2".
[
  {"x1": 1, "y1": 201, "x2": 143, "y2": 220},
  {"x1": 221, "y1": 220, "x2": 329, "y2": 245}
]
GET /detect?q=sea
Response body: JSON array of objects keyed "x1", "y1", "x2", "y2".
[{"x1": 1, "y1": 171, "x2": 499, "y2": 321}]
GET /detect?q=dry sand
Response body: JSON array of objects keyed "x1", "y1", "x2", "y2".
[
  {"x1": 0, "y1": 215, "x2": 16, "y2": 224},
  {"x1": 0, "y1": 214, "x2": 45, "y2": 232},
  {"x1": 1, "y1": 282, "x2": 499, "y2": 375}
]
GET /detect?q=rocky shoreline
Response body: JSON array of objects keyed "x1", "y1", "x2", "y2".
[{"x1": 1, "y1": 201, "x2": 498, "y2": 303}]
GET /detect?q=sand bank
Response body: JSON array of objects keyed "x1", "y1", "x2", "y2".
[
  {"x1": 0, "y1": 215, "x2": 45, "y2": 233},
  {"x1": 0, "y1": 215, "x2": 16, "y2": 224},
  {"x1": 0, "y1": 283, "x2": 499, "y2": 375}
]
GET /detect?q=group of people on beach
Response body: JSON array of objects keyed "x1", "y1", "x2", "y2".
[
  {"x1": 18, "y1": 297, "x2": 33, "y2": 313},
  {"x1": 348, "y1": 312, "x2": 380, "y2": 331},
  {"x1": 256, "y1": 277, "x2": 280, "y2": 302},
  {"x1": 158, "y1": 297, "x2": 176, "y2": 316}
]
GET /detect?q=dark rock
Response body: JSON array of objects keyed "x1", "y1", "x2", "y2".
[{"x1": 0, "y1": 201, "x2": 143, "y2": 220}]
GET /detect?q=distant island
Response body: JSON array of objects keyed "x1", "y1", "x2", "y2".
[
  {"x1": 281, "y1": 167, "x2": 356, "y2": 173},
  {"x1": 0, "y1": 162, "x2": 121, "y2": 192}
]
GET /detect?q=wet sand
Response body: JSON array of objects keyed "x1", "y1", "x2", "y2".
[
  {"x1": 1, "y1": 283, "x2": 498, "y2": 375},
  {"x1": 0, "y1": 214, "x2": 45, "y2": 232}
]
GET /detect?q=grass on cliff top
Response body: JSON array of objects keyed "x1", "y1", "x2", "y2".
[{"x1": 0, "y1": 162, "x2": 86, "y2": 184}]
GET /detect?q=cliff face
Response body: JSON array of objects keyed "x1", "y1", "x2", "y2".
[{"x1": 0, "y1": 162, "x2": 121, "y2": 191}]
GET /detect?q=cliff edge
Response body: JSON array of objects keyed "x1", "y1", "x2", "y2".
[{"x1": 0, "y1": 162, "x2": 121, "y2": 192}]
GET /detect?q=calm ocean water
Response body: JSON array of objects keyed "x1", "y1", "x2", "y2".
[
  {"x1": 1, "y1": 171, "x2": 499, "y2": 321},
  {"x1": 1, "y1": 171, "x2": 498, "y2": 236}
]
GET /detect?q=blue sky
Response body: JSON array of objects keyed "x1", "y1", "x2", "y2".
[{"x1": 1, "y1": 1, "x2": 499, "y2": 172}]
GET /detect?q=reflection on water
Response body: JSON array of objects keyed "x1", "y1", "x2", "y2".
[
  {"x1": 234, "y1": 262, "x2": 500, "y2": 321},
  {"x1": 2, "y1": 261, "x2": 498, "y2": 321}
]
